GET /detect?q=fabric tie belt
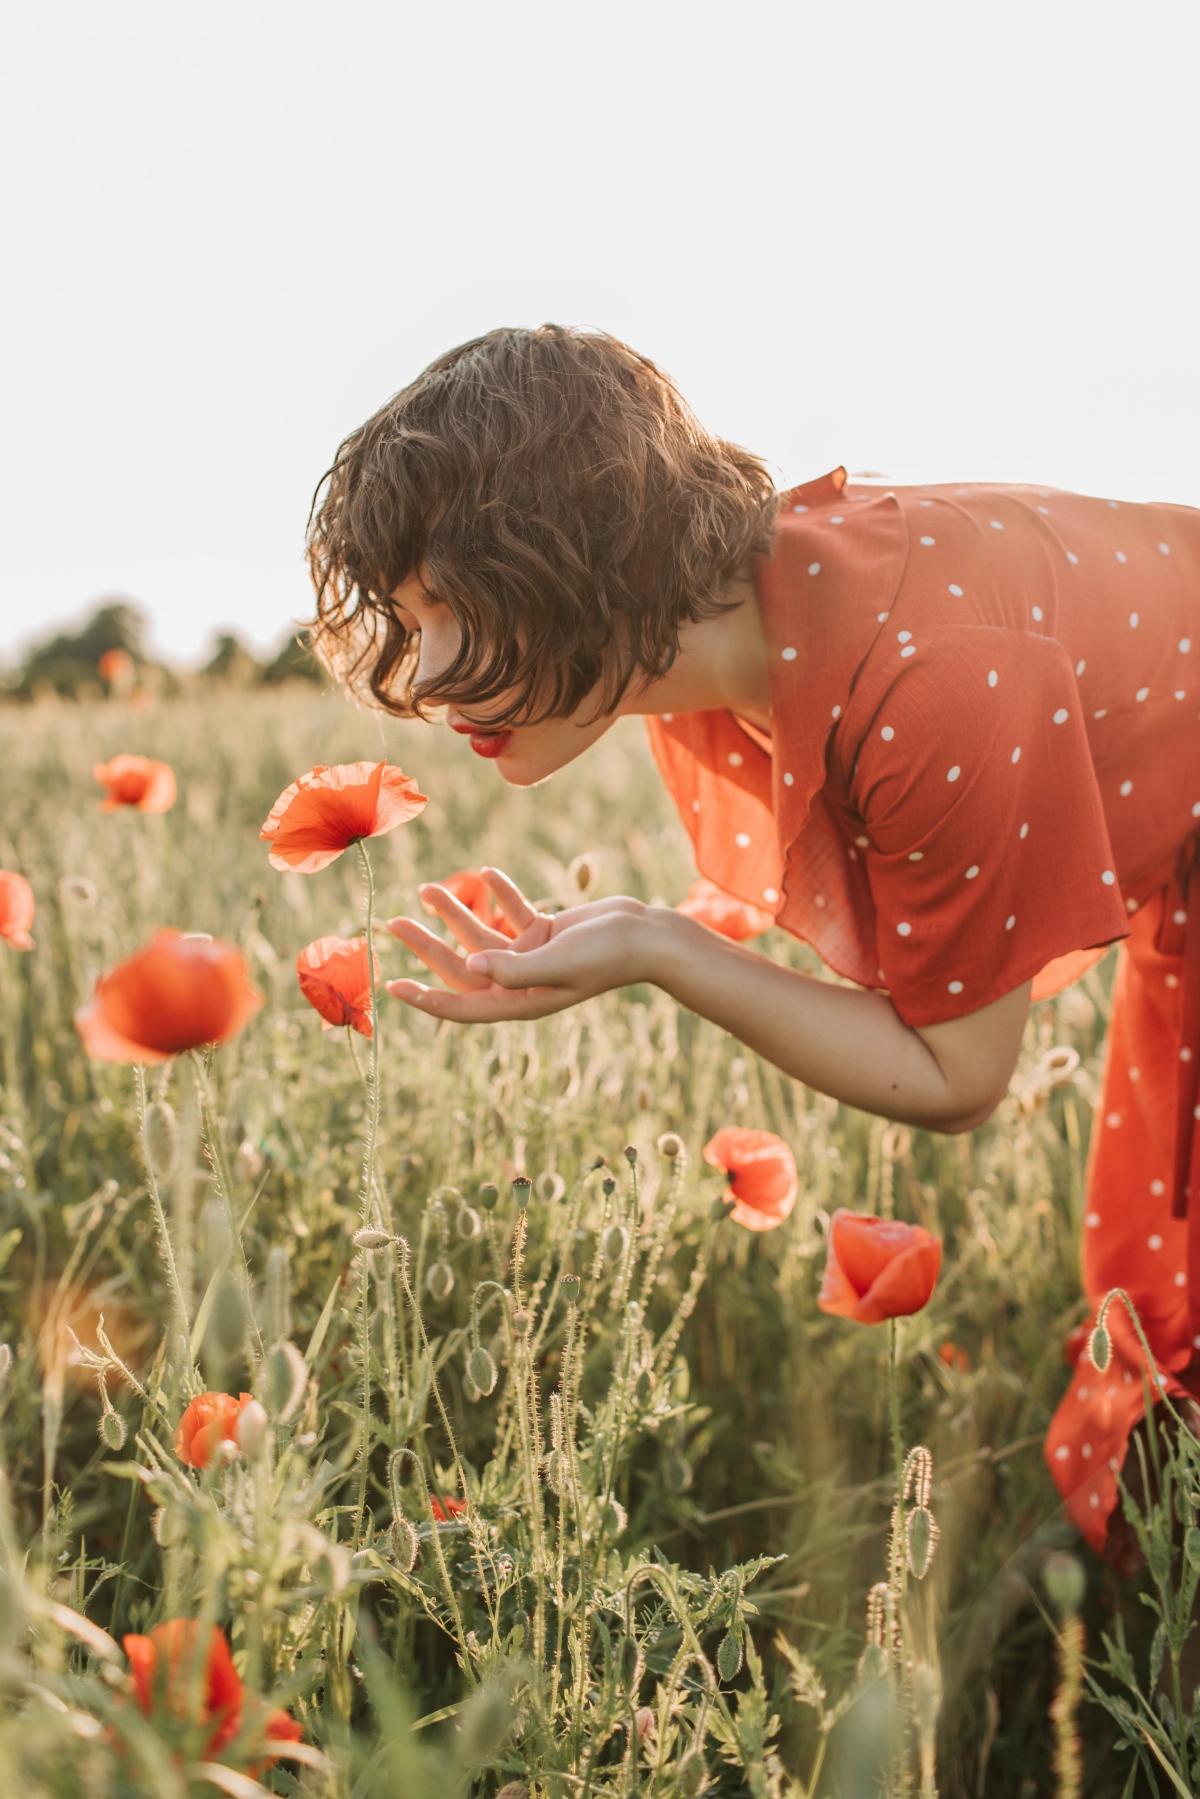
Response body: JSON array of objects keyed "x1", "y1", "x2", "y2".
[{"x1": 1165, "y1": 832, "x2": 1200, "y2": 1231}]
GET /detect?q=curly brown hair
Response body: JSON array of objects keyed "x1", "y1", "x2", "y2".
[{"x1": 306, "y1": 325, "x2": 779, "y2": 725}]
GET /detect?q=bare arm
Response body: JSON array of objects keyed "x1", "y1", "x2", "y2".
[{"x1": 385, "y1": 873, "x2": 1030, "y2": 1134}]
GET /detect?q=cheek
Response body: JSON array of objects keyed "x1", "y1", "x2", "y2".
[{"x1": 414, "y1": 619, "x2": 463, "y2": 684}]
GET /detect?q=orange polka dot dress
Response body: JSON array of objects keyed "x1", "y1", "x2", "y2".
[{"x1": 645, "y1": 467, "x2": 1200, "y2": 1552}]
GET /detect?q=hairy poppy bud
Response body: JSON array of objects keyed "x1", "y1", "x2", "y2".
[
  {"x1": 602, "y1": 1223, "x2": 629, "y2": 1265},
  {"x1": 390, "y1": 1514, "x2": 419, "y2": 1573},
  {"x1": 426, "y1": 1261, "x2": 454, "y2": 1302},
  {"x1": 1043, "y1": 1550, "x2": 1086, "y2": 1616},
  {"x1": 353, "y1": 1228, "x2": 393, "y2": 1250},
  {"x1": 467, "y1": 1346, "x2": 498, "y2": 1397},
  {"x1": 617, "y1": 1634, "x2": 643, "y2": 1693},
  {"x1": 560, "y1": 1274, "x2": 580, "y2": 1304},
  {"x1": 265, "y1": 1340, "x2": 307, "y2": 1423},
  {"x1": 677, "y1": 1754, "x2": 706, "y2": 1797},
  {"x1": 1088, "y1": 1323, "x2": 1110, "y2": 1372},
  {"x1": 238, "y1": 1398, "x2": 268, "y2": 1461},
  {"x1": 98, "y1": 1404, "x2": 127, "y2": 1451},
  {"x1": 142, "y1": 1102, "x2": 179, "y2": 1183},
  {"x1": 151, "y1": 1505, "x2": 188, "y2": 1548},
  {"x1": 906, "y1": 1505, "x2": 937, "y2": 1580},
  {"x1": 716, "y1": 1630, "x2": 743, "y2": 1682},
  {"x1": 456, "y1": 1205, "x2": 482, "y2": 1240}
]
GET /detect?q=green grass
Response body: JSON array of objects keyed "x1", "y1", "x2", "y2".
[{"x1": 0, "y1": 684, "x2": 1165, "y2": 1795}]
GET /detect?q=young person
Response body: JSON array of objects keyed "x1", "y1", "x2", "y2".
[{"x1": 308, "y1": 323, "x2": 1200, "y2": 1559}]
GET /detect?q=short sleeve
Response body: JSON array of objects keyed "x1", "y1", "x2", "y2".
[{"x1": 841, "y1": 626, "x2": 1130, "y2": 1027}]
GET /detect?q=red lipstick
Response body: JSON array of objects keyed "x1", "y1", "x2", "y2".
[{"x1": 450, "y1": 722, "x2": 513, "y2": 759}]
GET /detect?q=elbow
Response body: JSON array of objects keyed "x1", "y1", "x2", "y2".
[{"x1": 930, "y1": 1090, "x2": 1005, "y2": 1136}]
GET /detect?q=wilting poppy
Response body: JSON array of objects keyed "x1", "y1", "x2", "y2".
[
  {"x1": 74, "y1": 930, "x2": 262, "y2": 1063},
  {"x1": 175, "y1": 1391, "x2": 254, "y2": 1468},
  {"x1": 93, "y1": 754, "x2": 176, "y2": 813},
  {"x1": 434, "y1": 870, "x2": 517, "y2": 939},
  {"x1": 0, "y1": 872, "x2": 35, "y2": 951},
  {"x1": 431, "y1": 1495, "x2": 467, "y2": 1521},
  {"x1": 123, "y1": 1620, "x2": 301, "y2": 1769},
  {"x1": 261, "y1": 761, "x2": 427, "y2": 873},
  {"x1": 703, "y1": 1127, "x2": 797, "y2": 1232},
  {"x1": 296, "y1": 935, "x2": 378, "y2": 1036},
  {"x1": 817, "y1": 1210, "x2": 942, "y2": 1325},
  {"x1": 676, "y1": 880, "x2": 774, "y2": 942}
]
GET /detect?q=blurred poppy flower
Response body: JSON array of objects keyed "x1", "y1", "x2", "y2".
[
  {"x1": 261, "y1": 761, "x2": 427, "y2": 873},
  {"x1": 676, "y1": 879, "x2": 773, "y2": 942},
  {"x1": 123, "y1": 1620, "x2": 300, "y2": 1769},
  {"x1": 703, "y1": 1127, "x2": 797, "y2": 1232},
  {"x1": 431, "y1": 1495, "x2": 467, "y2": 1521},
  {"x1": 818, "y1": 1210, "x2": 942, "y2": 1324},
  {"x1": 93, "y1": 754, "x2": 176, "y2": 813},
  {"x1": 0, "y1": 872, "x2": 35, "y2": 951},
  {"x1": 436, "y1": 870, "x2": 517, "y2": 939},
  {"x1": 296, "y1": 935, "x2": 378, "y2": 1037},
  {"x1": 938, "y1": 1341, "x2": 970, "y2": 1374},
  {"x1": 74, "y1": 930, "x2": 262, "y2": 1063},
  {"x1": 98, "y1": 647, "x2": 136, "y2": 693},
  {"x1": 175, "y1": 1391, "x2": 254, "y2": 1468}
]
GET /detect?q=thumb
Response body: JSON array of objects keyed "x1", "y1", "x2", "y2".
[{"x1": 465, "y1": 947, "x2": 552, "y2": 989}]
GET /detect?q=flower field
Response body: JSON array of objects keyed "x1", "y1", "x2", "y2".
[{"x1": 0, "y1": 684, "x2": 1176, "y2": 1795}]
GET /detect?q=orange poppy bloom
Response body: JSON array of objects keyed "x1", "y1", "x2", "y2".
[
  {"x1": 817, "y1": 1210, "x2": 942, "y2": 1324},
  {"x1": 260, "y1": 761, "x2": 427, "y2": 873},
  {"x1": 296, "y1": 935, "x2": 378, "y2": 1036},
  {"x1": 74, "y1": 930, "x2": 262, "y2": 1063},
  {"x1": 98, "y1": 647, "x2": 136, "y2": 692},
  {"x1": 93, "y1": 754, "x2": 176, "y2": 813},
  {"x1": 0, "y1": 872, "x2": 35, "y2": 951},
  {"x1": 676, "y1": 879, "x2": 773, "y2": 942},
  {"x1": 431, "y1": 1494, "x2": 467, "y2": 1521},
  {"x1": 938, "y1": 1341, "x2": 970, "y2": 1374},
  {"x1": 123, "y1": 1620, "x2": 300, "y2": 1769},
  {"x1": 703, "y1": 1127, "x2": 797, "y2": 1232},
  {"x1": 436, "y1": 870, "x2": 517, "y2": 939},
  {"x1": 175, "y1": 1391, "x2": 254, "y2": 1468}
]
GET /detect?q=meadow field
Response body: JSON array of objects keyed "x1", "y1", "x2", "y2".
[{"x1": 0, "y1": 684, "x2": 1179, "y2": 1796}]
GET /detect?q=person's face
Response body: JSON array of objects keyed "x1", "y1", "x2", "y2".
[{"x1": 389, "y1": 573, "x2": 618, "y2": 788}]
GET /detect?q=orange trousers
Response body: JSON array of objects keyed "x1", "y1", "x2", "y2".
[{"x1": 1046, "y1": 867, "x2": 1200, "y2": 1549}]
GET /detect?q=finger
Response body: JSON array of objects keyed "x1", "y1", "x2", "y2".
[
  {"x1": 385, "y1": 978, "x2": 563, "y2": 1022},
  {"x1": 480, "y1": 867, "x2": 542, "y2": 935},
  {"x1": 414, "y1": 884, "x2": 511, "y2": 952},
  {"x1": 384, "y1": 918, "x2": 491, "y2": 992},
  {"x1": 463, "y1": 945, "x2": 571, "y2": 990}
]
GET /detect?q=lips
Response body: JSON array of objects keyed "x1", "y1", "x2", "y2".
[{"x1": 450, "y1": 721, "x2": 513, "y2": 760}]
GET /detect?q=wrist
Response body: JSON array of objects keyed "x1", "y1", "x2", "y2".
[{"x1": 634, "y1": 905, "x2": 706, "y2": 993}]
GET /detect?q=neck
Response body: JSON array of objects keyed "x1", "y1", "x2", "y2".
[{"x1": 619, "y1": 562, "x2": 772, "y2": 727}]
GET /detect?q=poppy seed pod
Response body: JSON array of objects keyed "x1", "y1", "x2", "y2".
[
  {"x1": 478, "y1": 1182, "x2": 499, "y2": 1212},
  {"x1": 512, "y1": 1176, "x2": 532, "y2": 1209},
  {"x1": 602, "y1": 1176, "x2": 616, "y2": 1197},
  {"x1": 426, "y1": 1261, "x2": 454, "y2": 1302},
  {"x1": 559, "y1": 1274, "x2": 580, "y2": 1304},
  {"x1": 142, "y1": 1102, "x2": 179, "y2": 1182}
]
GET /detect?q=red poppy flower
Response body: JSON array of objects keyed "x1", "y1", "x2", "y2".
[
  {"x1": 74, "y1": 930, "x2": 262, "y2": 1064},
  {"x1": 296, "y1": 935, "x2": 379, "y2": 1036},
  {"x1": 703, "y1": 1127, "x2": 797, "y2": 1232},
  {"x1": 817, "y1": 1210, "x2": 942, "y2": 1325},
  {"x1": 436, "y1": 870, "x2": 517, "y2": 939},
  {"x1": 98, "y1": 647, "x2": 136, "y2": 691},
  {"x1": 175, "y1": 1391, "x2": 255, "y2": 1468},
  {"x1": 261, "y1": 762, "x2": 427, "y2": 873},
  {"x1": 676, "y1": 879, "x2": 774, "y2": 942},
  {"x1": 431, "y1": 1495, "x2": 467, "y2": 1521},
  {"x1": 938, "y1": 1341, "x2": 970, "y2": 1374},
  {"x1": 123, "y1": 1620, "x2": 300, "y2": 1769},
  {"x1": 0, "y1": 872, "x2": 35, "y2": 951},
  {"x1": 93, "y1": 754, "x2": 176, "y2": 813}
]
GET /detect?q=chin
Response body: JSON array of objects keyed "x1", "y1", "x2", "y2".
[{"x1": 494, "y1": 756, "x2": 562, "y2": 789}]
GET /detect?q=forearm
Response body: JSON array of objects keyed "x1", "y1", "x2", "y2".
[{"x1": 642, "y1": 908, "x2": 1004, "y2": 1133}]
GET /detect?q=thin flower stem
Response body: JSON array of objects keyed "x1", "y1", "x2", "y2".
[
  {"x1": 352, "y1": 840, "x2": 382, "y2": 1552},
  {"x1": 190, "y1": 1054, "x2": 264, "y2": 1369},
  {"x1": 133, "y1": 1063, "x2": 190, "y2": 1357}
]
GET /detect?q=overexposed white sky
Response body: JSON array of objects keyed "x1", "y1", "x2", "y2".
[{"x1": 3, "y1": 2, "x2": 1198, "y2": 663}]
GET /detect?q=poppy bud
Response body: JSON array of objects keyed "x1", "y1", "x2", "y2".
[
  {"x1": 512, "y1": 1308, "x2": 533, "y2": 1336},
  {"x1": 466, "y1": 1347, "x2": 498, "y2": 1396},
  {"x1": 390, "y1": 1514, "x2": 419, "y2": 1574},
  {"x1": 1088, "y1": 1323, "x2": 1111, "y2": 1372},
  {"x1": 98, "y1": 1404, "x2": 127, "y2": 1451},
  {"x1": 238, "y1": 1398, "x2": 268, "y2": 1461},
  {"x1": 265, "y1": 1340, "x2": 307, "y2": 1423},
  {"x1": 457, "y1": 1681, "x2": 515, "y2": 1764},
  {"x1": 479, "y1": 1183, "x2": 499, "y2": 1212},
  {"x1": 512, "y1": 1177, "x2": 531, "y2": 1209},
  {"x1": 142, "y1": 1102, "x2": 179, "y2": 1183},
  {"x1": 624, "y1": 1145, "x2": 638, "y2": 1165},
  {"x1": 602, "y1": 1176, "x2": 616, "y2": 1197},
  {"x1": 426, "y1": 1261, "x2": 454, "y2": 1302},
  {"x1": 353, "y1": 1228, "x2": 393, "y2": 1250},
  {"x1": 664, "y1": 1453, "x2": 692, "y2": 1493},
  {"x1": 617, "y1": 1634, "x2": 643, "y2": 1693},
  {"x1": 1043, "y1": 1550, "x2": 1086, "y2": 1616},
  {"x1": 151, "y1": 1505, "x2": 188, "y2": 1548},
  {"x1": 560, "y1": 1275, "x2": 580, "y2": 1304},
  {"x1": 906, "y1": 1505, "x2": 937, "y2": 1580},
  {"x1": 677, "y1": 1754, "x2": 706, "y2": 1797},
  {"x1": 716, "y1": 1630, "x2": 743, "y2": 1682},
  {"x1": 602, "y1": 1224, "x2": 629, "y2": 1265},
  {"x1": 656, "y1": 1132, "x2": 685, "y2": 1160},
  {"x1": 456, "y1": 1206, "x2": 482, "y2": 1240}
]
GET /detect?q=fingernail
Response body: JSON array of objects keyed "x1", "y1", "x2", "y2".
[{"x1": 465, "y1": 953, "x2": 489, "y2": 974}]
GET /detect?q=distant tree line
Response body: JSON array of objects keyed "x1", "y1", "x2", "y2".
[{"x1": 8, "y1": 599, "x2": 324, "y2": 701}]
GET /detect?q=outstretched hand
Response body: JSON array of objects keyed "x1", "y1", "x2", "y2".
[{"x1": 384, "y1": 867, "x2": 658, "y2": 1021}]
